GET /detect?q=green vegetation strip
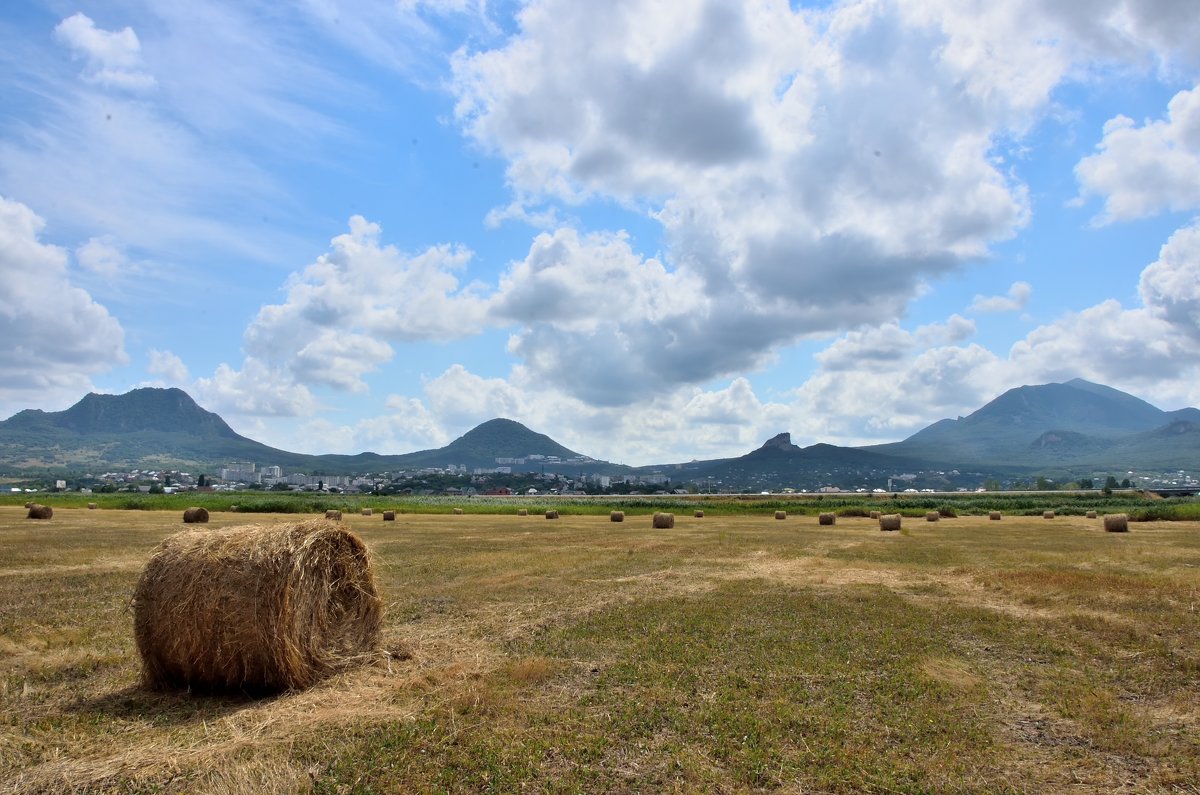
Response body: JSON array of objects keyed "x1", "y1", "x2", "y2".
[{"x1": 2, "y1": 491, "x2": 1198, "y2": 520}]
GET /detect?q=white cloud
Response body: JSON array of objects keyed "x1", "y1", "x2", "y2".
[
  {"x1": 147, "y1": 349, "x2": 189, "y2": 385},
  {"x1": 0, "y1": 196, "x2": 127, "y2": 416},
  {"x1": 377, "y1": 366, "x2": 793, "y2": 465},
  {"x1": 1139, "y1": 218, "x2": 1200, "y2": 339},
  {"x1": 1075, "y1": 83, "x2": 1200, "y2": 222},
  {"x1": 54, "y1": 13, "x2": 156, "y2": 91},
  {"x1": 785, "y1": 223, "x2": 1200, "y2": 445},
  {"x1": 423, "y1": 364, "x2": 526, "y2": 428},
  {"x1": 192, "y1": 359, "x2": 318, "y2": 419},
  {"x1": 243, "y1": 216, "x2": 489, "y2": 391},
  {"x1": 969, "y1": 281, "x2": 1032, "y2": 313},
  {"x1": 75, "y1": 235, "x2": 127, "y2": 278},
  {"x1": 449, "y1": 0, "x2": 1054, "y2": 401}
]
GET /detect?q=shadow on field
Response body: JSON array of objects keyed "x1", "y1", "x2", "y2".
[{"x1": 67, "y1": 684, "x2": 284, "y2": 726}]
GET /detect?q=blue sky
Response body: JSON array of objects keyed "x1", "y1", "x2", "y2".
[{"x1": 1, "y1": 0, "x2": 1198, "y2": 466}]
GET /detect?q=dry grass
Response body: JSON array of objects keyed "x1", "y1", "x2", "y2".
[{"x1": 2, "y1": 507, "x2": 1199, "y2": 793}]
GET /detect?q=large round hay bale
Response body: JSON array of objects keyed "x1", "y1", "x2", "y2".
[
  {"x1": 183, "y1": 507, "x2": 209, "y2": 524},
  {"x1": 869, "y1": 511, "x2": 881, "y2": 520},
  {"x1": 325, "y1": 510, "x2": 342, "y2": 520},
  {"x1": 1043, "y1": 510, "x2": 1055, "y2": 519},
  {"x1": 545, "y1": 510, "x2": 559, "y2": 519},
  {"x1": 610, "y1": 511, "x2": 625, "y2": 522},
  {"x1": 774, "y1": 511, "x2": 787, "y2": 520},
  {"x1": 989, "y1": 511, "x2": 1001, "y2": 520},
  {"x1": 452, "y1": 508, "x2": 463, "y2": 515},
  {"x1": 879, "y1": 514, "x2": 901, "y2": 532},
  {"x1": 652, "y1": 512, "x2": 675, "y2": 529},
  {"x1": 26, "y1": 504, "x2": 52, "y2": 520},
  {"x1": 87, "y1": 502, "x2": 98, "y2": 510},
  {"x1": 925, "y1": 511, "x2": 940, "y2": 522},
  {"x1": 517, "y1": 508, "x2": 528, "y2": 516},
  {"x1": 1103, "y1": 514, "x2": 1129, "y2": 533},
  {"x1": 362, "y1": 508, "x2": 373, "y2": 516},
  {"x1": 694, "y1": 510, "x2": 704, "y2": 518},
  {"x1": 818, "y1": 512, "x2": 836, "y2": 526},
  {"x1": 133, "y1": 520, "x2": 382, "y2": 693},
  {"x1": 382, "y1": 510, "x2": 395, "y2": 521},
  {"x1": 1085, "y1": 510, "x2": 1098, "y2": 519}
]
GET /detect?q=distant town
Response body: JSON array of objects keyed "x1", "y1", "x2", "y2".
[{"x1": 13, "y1": 456, "x2": 1198, "y2": 497}]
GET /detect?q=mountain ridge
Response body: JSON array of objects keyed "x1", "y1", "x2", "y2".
[{"x1": 0, "y1": 380, "x2": 1195, "y2": 483}]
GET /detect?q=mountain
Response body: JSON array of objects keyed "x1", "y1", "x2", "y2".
[
  {"x1": 382, "y1": 418, "x2": 596, "y2": 470},
  {"x1": 0, "y1": 388, "x2": 310, "y2": 472},
  {"x1": 0, "y1": 380, "x2": 1195, "y2": 482},
  {"x1": 0, "y1": 389, "x2": 612, "y2": 475},
  {"x1": 866, "y1": 379, "x2": 1199, "y2": 470},
  {"x1": 635, "y1": 432, "x2": 921, "y2": 490}
]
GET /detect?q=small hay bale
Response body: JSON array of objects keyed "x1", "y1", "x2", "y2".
[
  {"x1": 1085, "y1": 510, "x2": 1098, "y2": 519},
  {"x1": 545, "y1": 510, "x2": 559, "y2": 519},
  {"x1": 26, "y1": 504, "x2": 52, "y2": 520},
  {"x1": 989, "y1": 511, "x2": 1001, "y2": 520},
  {"x1": 452, "y1": 508, "x2": 463, "y2": 515},
  {"x1": 610, "y1": 511, "x2": 625, "y2": 522},
  {"x1": 652, "y1": 512, "x2": 675, "y2": 529},
  {"x1": 183, "y1": 507, "x2": 209, "y2": 524},
  {"x1": 325, "y1": 510, "x2": 342, "y2": 521},
  {"x1": 694, "y1": 510, "x2": 704, "y2": 518},
  {"x1": 230, "y1": 505, "x2": 239, "y2": 513},
  {"x1": 925, "y1": 511, "x2": 940, "y2": 522},
  {"x1": 818, "y1": 512, "x2": 836, "y2": 526},
  {"x1": 1043, "y1": 510, "x2": 1055, "y2": 519},
  {"x1": 382, "y1": 511, "x2": 395, "y2": 521},
  {"x1": 1103, "y1": 514, "x2": 1129, "y2": 533},
  {"x1": 132, "y1": 520, "x2": 382, "y2": 693},
  {"x1": 879, "y1": 514, "x2": 901, "y2": 532},
  {"x1": 869, "y1": 511, "x2": 881, "y2": 520},
  {"x1": 774, "y1": 511, "x2": 787, "y2": 520},
  {"x1": 517, "y1": 508, "x2": 528, "y2": 516},
  {"x1": 362, "y1": 508, "x2": 373, "y2": 516},
  {"x1": 87, "y1": 502, "x2": 98, "y2": 510}
]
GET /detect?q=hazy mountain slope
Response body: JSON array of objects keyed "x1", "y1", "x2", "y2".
[{"x1": 865, "y1": 379, "x2": 1192, "y2": 467}]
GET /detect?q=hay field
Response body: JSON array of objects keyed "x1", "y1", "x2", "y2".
[{"x1": 2, "y1": 507, "x2": 1198, "y2": 793}]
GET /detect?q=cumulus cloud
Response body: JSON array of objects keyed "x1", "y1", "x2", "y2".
[
  {"x1": 969, "y1": 281, "x2": 1032, "y2": 313},
  {"x1": 192, "y1": 359, "x2": 318, "y2": 419},
  {"x1": 243, "y1": 215, "x2": 490, "y2": 390},
  {"x1": 54, "y1": 13, "x2": 156, "y2": 90},
  {"x1": 1075, "y1": 83, "x2": 1200, "y2": 222},
  {"x1": 371, "y1": 366, "x2": 793, "y2": 465},
  {"x1": 448, "y1": 0, "x2": 1054, "y2": 402},
  {"x1": 1139, "y1": 218, "x2": 1200, "y2": 339},
  {"x1": 438, "y1": 0, "x2": 1200, "y2": 413},
  {"x1": 0, "y1": 196, "x2": 127, "y2": 416},
  {"x1": 791, "y1": 319, "x2": 1002, "y2": 442},
  {"x1": 787, "y1": 229, "x2": 1200, "y2": 444},
  {"x1": 146, "y1": 349, "x2": 189, "y2": 385}
]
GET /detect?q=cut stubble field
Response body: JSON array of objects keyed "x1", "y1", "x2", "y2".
[{"x1": 1, "y1": 507, "x2": 1198, "y2": 793}]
